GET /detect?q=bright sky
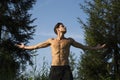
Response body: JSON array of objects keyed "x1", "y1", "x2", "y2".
[{"x1": 27, "y1": 0, "x2": 87, "y2": 71}]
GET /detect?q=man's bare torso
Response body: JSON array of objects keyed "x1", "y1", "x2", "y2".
[
  {"x1": 49, "y1": 38, "x2": 72, "y2": 66},
  {"x1": 16, "y1": 23, "x2": 105, "y2": 68}
]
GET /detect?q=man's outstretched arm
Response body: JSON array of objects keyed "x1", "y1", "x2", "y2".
[
  {"x1": 16, "y1": 39, "x2": 51, "y2": 50},
  {"x1": 70, "y1": 38, "x2": 106, "y2": 50}
]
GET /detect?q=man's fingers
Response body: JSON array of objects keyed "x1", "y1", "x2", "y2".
[
  {"x1": 99, "y1": 44, "x2": 106, "y2": 49},
  {"x1": 102, "y1": 44, "x2": 106, "y2": 47},
  {"x1": 15, "y1": 43, "x2": 24, "y2": 48}
]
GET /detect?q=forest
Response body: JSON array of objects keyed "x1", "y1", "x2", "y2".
[{"x1": 0, "y1": 0, "x2": 120, "y2": 80}]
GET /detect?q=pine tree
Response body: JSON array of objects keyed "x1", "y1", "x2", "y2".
[
  {"x1": 0, "y1": 0, "x2": 36, "y2": 80},
  {"x1": 77, "y1": 0, "x2": 120, "y2": 80}
]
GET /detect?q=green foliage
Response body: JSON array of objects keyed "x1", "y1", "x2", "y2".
[
  {"x1": 0, "y1": 0, "x2": 36, "y2": 79},
  {"x1": 77, "y1": 52, "x2": 110, "y2": 80},
  {"x1": 35, "y1": 57, "x2": 49, "y2": 80},
  {"x1": 18, "y1": 57, "x2": 49, "y2": 80},
  {"x1": 69, "y1": 52, "x2": 78, "y2": 80},
  {"x1": 69, "y1": 52, "x2": 77, "y2": 72},
  {"x1": 77, "y1": 0, "x2": 120, "y2": 80},
  {"x1": 17, "y1": 52, "x2": 78, "y2": 80}
]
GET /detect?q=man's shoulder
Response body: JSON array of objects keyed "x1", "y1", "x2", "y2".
[
  {"x1": 67, "y1": 37, "x2": 75, "y2": 43},
  {"x1": 67, "y1": 37, "x2": 74, "y2": 41},
  {"x1": 47, "y1": 38, "x2": 55, "y2": 41}
]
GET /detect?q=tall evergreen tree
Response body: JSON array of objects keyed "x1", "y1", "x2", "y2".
[
  {"x1": 77, "y1": 0, "x2": 120, "y2": 80},
  {"x1": 0, "y1": 0, "x2": 36, "y2": 80}
]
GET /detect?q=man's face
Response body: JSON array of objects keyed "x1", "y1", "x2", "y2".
[{"x1": 57, "y1": 24, "x2": 66, "y2": 33}]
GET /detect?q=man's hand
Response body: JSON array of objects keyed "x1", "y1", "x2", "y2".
[
  {"x1": 96, "y1": 44, "x2": 106, "y2": 49},
  {"x1": 16, "y1": 43, "x2": 24, "y2": 49}
]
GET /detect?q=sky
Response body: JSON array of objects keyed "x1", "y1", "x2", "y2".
[{"x1": 27, "y1": 0, "x2": 87, "y2": 71}]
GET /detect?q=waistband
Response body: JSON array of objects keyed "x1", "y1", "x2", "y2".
[{"x1": 51, "y1": 65, "x2": 70, "y2": 69}]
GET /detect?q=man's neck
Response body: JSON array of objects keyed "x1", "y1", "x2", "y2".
[{"x1": 56, "y1": 32, "x2": 65, "y2": 40}]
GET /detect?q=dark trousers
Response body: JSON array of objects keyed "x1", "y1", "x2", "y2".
[{"x1": 49, "y1": 65, "x2": 73, "y2": 80}]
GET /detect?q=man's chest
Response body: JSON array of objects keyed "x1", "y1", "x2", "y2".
[{"x1": 50, "y1": 39, "x2": 71, "y2": 49}]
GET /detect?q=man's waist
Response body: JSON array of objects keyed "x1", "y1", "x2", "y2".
[{"x1": 51, "y1": 65, "x2": 70, "y2": 69}]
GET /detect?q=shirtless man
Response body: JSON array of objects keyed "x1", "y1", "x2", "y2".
[{"x1": 17, "y1": 22, "x2": 105, "y2": 80}]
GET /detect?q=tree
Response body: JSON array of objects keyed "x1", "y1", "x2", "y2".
[
  {"x1": 69, "y1": 52, "x2": 77, "y2": 80},
  {"x1": 0, "y1": 0, "x2": 36, "y2": 79},
  {"x1": 77, "y1": 0, "x2": 120, "y2": 80}
]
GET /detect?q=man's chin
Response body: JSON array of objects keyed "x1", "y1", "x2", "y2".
[{"x1": 61, "y1": 31, "x2": 66, "y2": 34}]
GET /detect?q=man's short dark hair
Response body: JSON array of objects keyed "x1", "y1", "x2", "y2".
[{"x1": 54, "y1": 22, "x2": 64, "y2": 34}]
